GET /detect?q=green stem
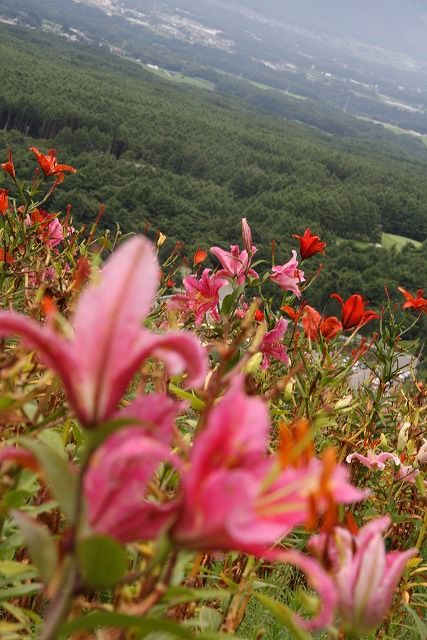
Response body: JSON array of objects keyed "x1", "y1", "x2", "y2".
[{"x1": 40, "y1": 558, "x2": 78, "y2": 640}]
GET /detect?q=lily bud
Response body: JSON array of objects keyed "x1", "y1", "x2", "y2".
[
  {"x1": 244, "y1": 352, "x2": 263, "y2": 375},
  {"x1": 156, "y1": 231, "x2": 167, "y2": 248},
  {"x1": 416, "y1": 439, "x2": 427, "y2": 465},
  {"x1": 241, "y1": 217, "x2": 253, "y2": 255},
  {"x1": 398, "y1": 422, "x2": 410, "y2": 453}
]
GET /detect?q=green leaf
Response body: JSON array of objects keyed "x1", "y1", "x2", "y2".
[
  {"x1": 163, "y1": 586, "x2": 235, "y2": 605},
  {"x1": 168, "y1": 384, "x2": 205, "y2": 410},
  {"x1": 0, "y1": 396, "x2": 15, "y2": 412},
  {"x1": 37, "y1": 430, "x2": 67, "y2": 459},
  {"x1": 0, "y1": 560, "x2": 36, "y2": 578},
  {"x1": 221, "y1": 286, "x2": 244, "y2": 316},
  {"x1": 253, "y1": 592, "x2": 311, "y2": 640},
  {"x1": 199, "y1": 607, "x2": 222, "y2": 632},
  {"x1": 1, "y1": 489, "x2": 33, "y2": 509},
  {"x1": 60, "y1": 612, "x2": 196, "y2": 638},
  {"x1": 12, "y1": 511, "x2": 58, "y2": 585},
  {"x1": 0, "y1": 583, "x2": 42, "y2": 601},
  {"x1": 60, "y1": 612, "x2": 237, "y2": 640},
  {"x1": 403, "y1": 604, "x2": 427, "y2": 640},
  {"x1": 77, "y1": 535, "x2": 128, "y2": 589},
  {"x1": 20, "y1": 437, "x2": 77, "y2": 521}
]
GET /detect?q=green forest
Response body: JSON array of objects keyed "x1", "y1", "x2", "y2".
[{"x1": 0, "y1": 23, "x2": 426, "y2": 358}]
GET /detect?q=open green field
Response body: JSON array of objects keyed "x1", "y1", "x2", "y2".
[
  {"x1": 141, "y1": 64, "x2": 215, "y2": 91},
  {"x1": 338, "y1": 232, "x2": 422, "y2": 250},
  {"x1": 382, "y1": 232, "x2": 422, "y2": 249}
]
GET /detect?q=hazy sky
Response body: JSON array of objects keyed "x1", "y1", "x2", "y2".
[{"x1": 237, "y1": 0, "x2": 427, "y2": 60}]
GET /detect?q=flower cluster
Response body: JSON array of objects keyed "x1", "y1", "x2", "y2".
[{"x1": 0, "y1": 149, "x2": 424, "y2": 640}]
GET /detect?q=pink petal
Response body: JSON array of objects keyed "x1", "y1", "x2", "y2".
[
  {"x1": 71, "y1": 236, "x2": 159, "y2": 424},
  {"x1": 0, "y1": 311, "x2": 79, "y2": 417},
  {"x1": 264, "y1": 548, "x2": 337, "y2": 631},
  {"x1": 363, "y1": 548, "x2": 417, "y2": 628},
  {"x1": 130, "y1": 330, "x2": 207, "y2": 388},
  {"x1": 84, "y1": 428, "x2": 180, "y2": 543},
  {"x1": 114, "y1": 393, "x2": 184, "y2": 445}
]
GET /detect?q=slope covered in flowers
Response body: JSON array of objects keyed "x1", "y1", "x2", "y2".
[{"x1": 0, "y1": 150, "x2": 426, "y2": 639}]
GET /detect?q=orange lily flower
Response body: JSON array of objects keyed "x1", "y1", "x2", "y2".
[
  {"x1": 29, "y1": 147, "x2": 76, "y2": 177},
  {"x1": 1, "y1": 149, "x2": 15, "y2": 178}
]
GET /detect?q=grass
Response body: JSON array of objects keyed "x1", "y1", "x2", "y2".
[
  {"x1": 337, "y1": 233, "x2": 422, "y2": 250},
  {"x1": 142, "y1": 65, "x2": 215, "y2": 91},
  {"x1": 382, "y1": 232, "x2": 422, "y2": 249}
]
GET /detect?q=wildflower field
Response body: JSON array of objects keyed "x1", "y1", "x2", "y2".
[{"x1": 0, "y1": 149, "x2": 426, "y2": 639}]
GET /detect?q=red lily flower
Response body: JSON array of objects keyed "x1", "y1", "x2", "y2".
[
  {"x1": 281, "y1": 304, "x2": 304, "y2": 323},
  {"x1": 302, "y1": 305, "x2": 342, "y2": 341},
  {"x1": 0, "y1": 248, "x2": 14, "y2": 264},
  {"x1": 255, "y1": 309, "x2": 264, "y2": 322},
  {"x1": 330, "y1": 293, "x2": 379, "y2": 330},
  {"x1": 398, "y1": 287, "x2": 427, "y2": 313},
  {"x1": 193, "y1": 248, "x2": 207, "y2": 267},
  {"x1": 1, "y1": 149, "x2": 15, "y2": 178},
  {"x1": 29, "y1": 147, "x2": 76, "y2": 177},
  {"x1": 0, "y1": 189, "x2": 8, "y2": 215},
  {"x1": 320, "y1": 316, "x2": 342, "y2": 340},
  {"x1": 293, "y1": 228, "x2": 326, "y2": 260}
]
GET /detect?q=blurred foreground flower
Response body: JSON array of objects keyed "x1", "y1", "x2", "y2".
[
  {"x1": 86, "y1": 379, "x2": 366, "y2": 552},
  {"x1": 0, "y1": 236, "x2": 206, "y2": 427},
  {"x1": 309, "y1": 516, "x2": 417, "y2": 635}
]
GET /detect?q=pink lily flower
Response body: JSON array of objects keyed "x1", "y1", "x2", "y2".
[
  {"x1": 0, "y1": 236, "x2": 206, "y2": 427},
  {"x1": 346, "y1": 451, "x2": 400, "y2": 471},
  {"x1": 416, "y1": 439, "x2": 427, "y2": 465},
  {"x1": 172, "y1": 378, "x2": 365, "y2": 552},
  {"x1": 45, "y1": 218, "x2": 64, "y2": 248},
  {"x1": 396, "y1": 463, "x2": 420, "y2": 485},
  {"x1": 168, "y1": 269, "x2": 228, "y2": 325},
  {"x1": 210, "y1": 245, "x2": 258, "y2": 286},
  {"x1": 270, "y1": 250, "x2": 305, "y2": 298},
  {"x1": 112, "y1": 393, "x2": 184, "y2": 446},
  {"x1": 308, "y1": 517, "x2": 418, "y2": 635},
  {"x1": 210, "y1": 217, "x2": 258, "y2": 286},
  {"x1": 0, "y1": 446, "x2": 39, "y2": 471},
  {"x1": 260, "y1": 318, "x2": 289, "y2": 369},
  {"x1": 84, "y1": 426, "x2": 180, "y2": 544}
]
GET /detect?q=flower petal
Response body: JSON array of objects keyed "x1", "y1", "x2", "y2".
[
  {"x1": 0, "y1": 311, "x2": 79, "y2": 416},
  {"x1": 71, "y1": 236, "x2": 160, "y2": 424}
]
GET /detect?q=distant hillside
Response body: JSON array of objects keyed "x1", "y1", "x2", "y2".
[
  {"x1": 2, "y1": 0, "x2": 427, "y2": 139},
  {"x1": 0, "y1": 22, "x2": 426, "y2": 328}
]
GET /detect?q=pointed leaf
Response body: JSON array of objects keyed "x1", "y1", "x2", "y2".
[
  {"x1": 21, "y1": 437, "x2": 77, "y2": 521},
  {"x1": 12, "y1": 511, "x2": 57, "y2": 585}
]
